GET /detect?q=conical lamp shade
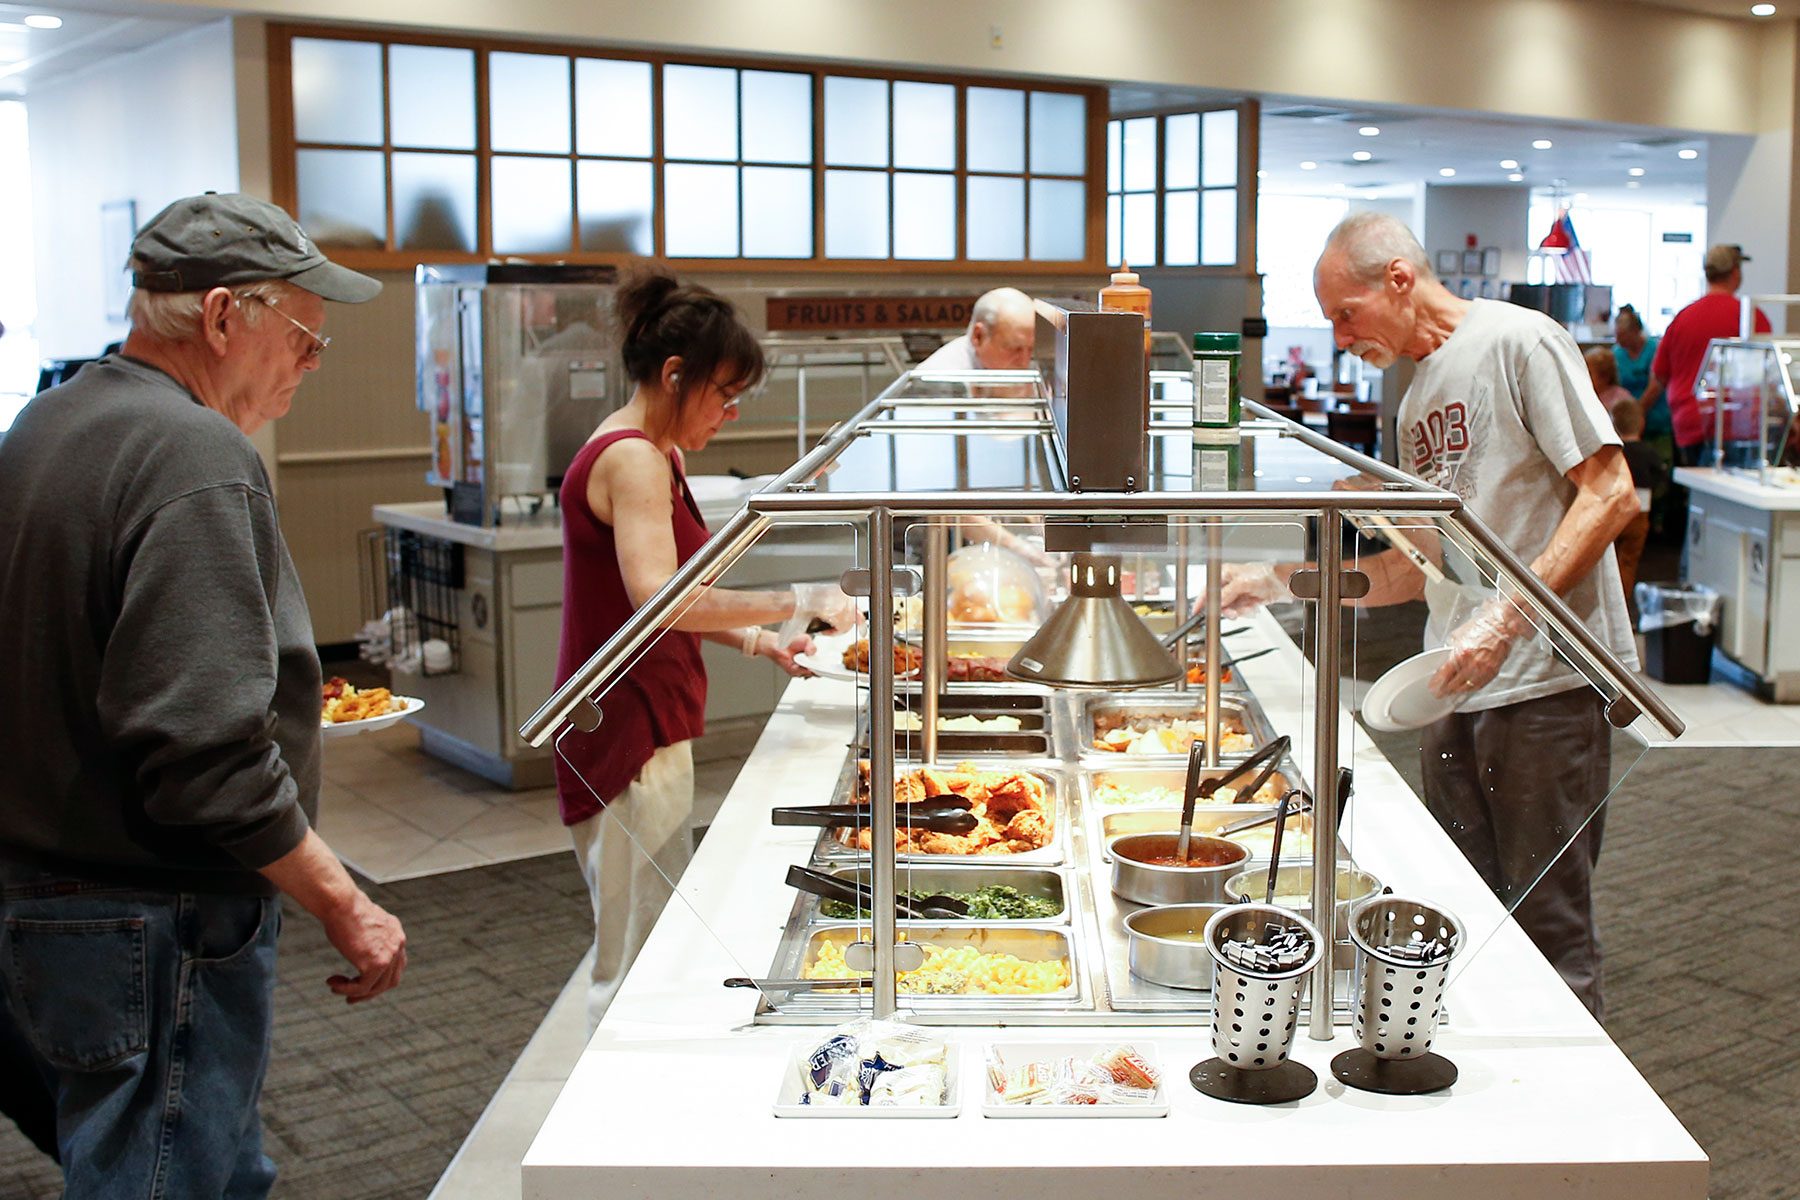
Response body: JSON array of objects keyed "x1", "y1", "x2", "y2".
[
  {"x1": 1538, "y1": 213, "x2": 1572, "y2": 253},
  {"x1": 1006, "y1": 553, "x2": 1182, "y2": 689}
]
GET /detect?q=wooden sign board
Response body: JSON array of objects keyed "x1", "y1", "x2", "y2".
[{"x1": 765, "y1": 294, "x2": 979, "y2": 332}]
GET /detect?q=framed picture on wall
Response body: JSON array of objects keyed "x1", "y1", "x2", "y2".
[
  {"x1": 101, "y1": 199, "x2": 136, "y2": 323},
  {"x1": 1458, "y1": 278, "x2": 1476, "y2": 300},
  {"x1": 1436, "y1": 250, "x2": 1460, "y2": 276},
  {"x1": 1481, "y1": 246, "x2": 1502, "y2": 276},
  {"x1": 1480, "y1": 279, "x2": 1497, "y2": 299},
  {"x1": 1461, "y1": 249, "x2": 1483, "y2": 276}
]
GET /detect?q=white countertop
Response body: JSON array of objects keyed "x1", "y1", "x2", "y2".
[
  {"x1": 1674, "y1": 466, "x2": 1800, "y2": 510},
  {"x1": 372, "y1": 500, "x2": 564, "y2": 552},
  {"x1": 523, "y1": 616, "x2": 1706, "y2": 1199}
]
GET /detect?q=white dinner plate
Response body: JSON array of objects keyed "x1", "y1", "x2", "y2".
[
  {"x1": 792, "y1": 630, "x2": 918, "y2": 683},
  {"x1": 321, "y1": 695, "x2": 425, "y2": 738},
  {"x1": 1360, "y1": 648, "x2": 1458, "y2": 732}
]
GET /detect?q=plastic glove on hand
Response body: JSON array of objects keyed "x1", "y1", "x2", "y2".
[
  {"x1": 790, "y1": 581, "x2": 860, "y2": 636},
  {"x1": 1214, "y1": 563, "x2": 1289, "y2": 618},
  {"x1": 1428, "y1": 599, "x2": 1525, "y2": 697}
]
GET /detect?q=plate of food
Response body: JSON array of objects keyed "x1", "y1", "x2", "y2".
[
  {"x1": 321, "y1": 677, "x2": 424, "y2": 737},
  {"x1": 793, "y1": 631, "x2": 921, "y2": 682}
]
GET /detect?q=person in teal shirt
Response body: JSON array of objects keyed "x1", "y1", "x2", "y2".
[
  {"x1": 1613, "y1": 305, "x2": 1661, "y2": 426},
  {"x1": 1613, "y1": 304, "x2": 1671, "y2": 532}
]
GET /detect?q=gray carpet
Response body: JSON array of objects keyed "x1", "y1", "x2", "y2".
[{"x1": 0, "y1": 853, "x2": 591, "y2": 1200}]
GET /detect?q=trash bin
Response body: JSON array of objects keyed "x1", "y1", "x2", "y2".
[{"x1": 1635, "y1": 582, "x2": 1722, "y2": 685}]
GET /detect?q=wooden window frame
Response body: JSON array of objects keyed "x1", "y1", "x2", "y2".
[
  {"x1": 269, "y1": 23, "x2": 1107, "y2": 275},
  {"x1": 1105, "y1": 101, "x2": 1259, "y2": 275}
]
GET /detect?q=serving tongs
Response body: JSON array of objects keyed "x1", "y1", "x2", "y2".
[
  {"x1": 1174, "y1": 733, "x2": 1292, "y2": 865},
  {"x1": 770, "y1": 794, "x2": 980, "y2": 836},
  {"x1": 1156, "y1": 608, "x2": 1254, "y2": 651},
  {"x1": 784, "y1": 864, "x2": 968, "y2": 920}
]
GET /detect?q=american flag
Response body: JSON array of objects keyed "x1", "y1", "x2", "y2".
[{"x1": 1543, "y1": 208, "x2": 1593, "y2": 284}]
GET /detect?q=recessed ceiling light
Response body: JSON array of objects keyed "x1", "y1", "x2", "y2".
[
  {"x1": 1628, "y1": 167, "x2": 1646, "y2": 177},
  {"x1": 1678, "y1": 148, "x2": 1699, "y2": 160},
  {"x1": 1574, "y1": 192, "x2": 1589, "y2": 201},
  {"x1": 1500, "y1": 159, "x2": 1520, "y2": 170},
  {"x1": 1508, "y1": 173, "x2": 1524, "y2": 182},
  {"x1": 23, "y1": 14, "x2": 62, "y2": 28},
  {"x1": 1627, "y1": 180, "x2": 1642, "y2": 188},
  {"x1": 1359, "y1": 126, "x2": 1380, "y2": 137},
  {"x1": 1300, "y1": 161, "x2": 1318, "y2": 170},
  {"x1": 1256, "y1": 169, "x2": 1268, "y2": 178},
  {"x1": 1752, "y1": 3, "x2": 1776, "y2": 15},
  {"x1": 1532, "y1": 139, "x2": 1554, "y2": 150},
  {"x1": 1439, "y1": 167, "x2": 1457, "y2": 177},
  {"x1": 1352, "y1": 150, "x2": 1373, "y2": 162}
]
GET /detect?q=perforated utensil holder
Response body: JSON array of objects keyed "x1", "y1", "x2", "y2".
[
  {"x1": 1203, "y1": 904, "x2": 1323, "y2": 1071},
  {"x1": 1347, "y1": 896, "x2": 1464, "y2": 1059}
]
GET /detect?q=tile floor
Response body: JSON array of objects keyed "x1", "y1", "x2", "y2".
[
  {"x1": 317, "y1": 726, "x2": 567, "y2": 883},
  {"x1": 341, "y1": 662, "x2": 1794, "y2": 1199}
]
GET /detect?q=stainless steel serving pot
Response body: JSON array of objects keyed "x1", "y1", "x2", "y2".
[
  {"x1": 1110, "y1": 833, "x2": 1250, "y2": 906},
  {"x1": 1124, "y1": 903, "x2": 1228, "y2": 989}
]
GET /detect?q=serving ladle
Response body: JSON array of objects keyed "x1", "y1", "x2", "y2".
[{"x1": 1174, "y1": 734, "x2": 1293, "y2": 865}]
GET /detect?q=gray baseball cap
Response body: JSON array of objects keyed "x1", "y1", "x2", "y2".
[
  {"x1": 130, "y1": 192, "x2": 380, "y2": 302},
  {"x1": 1703, "y1": 243, "x2": 1751, "y2": 281}
]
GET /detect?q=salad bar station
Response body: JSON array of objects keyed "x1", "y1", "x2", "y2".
[{"x1": 514, "y1": 309, "x2": 1704, "y2": 1198}]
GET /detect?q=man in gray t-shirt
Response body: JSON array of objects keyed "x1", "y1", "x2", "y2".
[{"x1": 1227, "y1": 213, "x2": 1639, "y2": 1020}]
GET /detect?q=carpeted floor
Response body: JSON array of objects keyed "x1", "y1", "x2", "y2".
[{"x1": 0, "y1": 853, "x2": 591, "y2": 1200}]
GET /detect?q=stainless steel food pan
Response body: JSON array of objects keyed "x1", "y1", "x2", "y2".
[{"x1": 806, "y1": 865, "x2": 1067, "y2": 924}]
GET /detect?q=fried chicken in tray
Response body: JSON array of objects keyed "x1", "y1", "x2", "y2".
[
  {"x1": 842, "y1": 760, "x2": 1053, "y2": 855},
  {"x1": 839, "y1": 640, "x2": 1011, "y2": 682}
]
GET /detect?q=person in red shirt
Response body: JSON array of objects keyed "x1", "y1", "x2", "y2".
[
  {"x1": 554, "y1": 268, "x2": 856, "y2": 1029},
  {"x1": 1642, "y1": 243, "x2": 1771, "y2": 467}
]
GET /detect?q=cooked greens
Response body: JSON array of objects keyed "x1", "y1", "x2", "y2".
[{"x1": 820, "y1": 883, "x2": 1060, "y2": 921}]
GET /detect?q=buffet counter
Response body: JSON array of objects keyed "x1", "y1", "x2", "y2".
[
  {"x1": 1674, "y1": 467, "x2": 1800, "y2": 700},
  {"x1": 522, "y1": 613, "x2": 1707, "y2": 1199}
]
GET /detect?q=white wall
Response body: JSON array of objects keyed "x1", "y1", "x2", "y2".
[
  {"x1": 1421, "y1": 184, "x2": 1531, "y2": 291},
  {"x1": 27, "y1": 19, "x2": 240, "y2": 358},
  {"x1": 156, "y1": 0, "x2": 1777, "y2": 137}
]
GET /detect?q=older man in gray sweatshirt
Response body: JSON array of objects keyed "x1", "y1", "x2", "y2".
[{"x1": 0, "y1": 193, "x2": 407, "y2": 1198}]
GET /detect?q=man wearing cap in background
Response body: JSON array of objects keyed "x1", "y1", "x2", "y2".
[
  {"x1": 0, "y1": 192, "x2": 407, "y2": 1197},
  {"x1": 1640, "y1": 243, "x2": 1772, "y2": 469}
]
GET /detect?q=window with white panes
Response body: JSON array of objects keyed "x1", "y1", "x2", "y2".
[
  {"x1": 1106, "y1": 108, "x2": 1242, "y2": 269},
  {"x1": 278, "y1": 27, "x2": 1102, "y2": 269}
]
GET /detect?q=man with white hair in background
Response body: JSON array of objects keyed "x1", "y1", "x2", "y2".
[
  {"x1": 0, "y1": 192, "x2": 407, "y2": 1197},
  {"x1": 914, "y1": 286, "x2": 1052, "y2": 565},
  {"x1": 918, "y1": 286, "x2": 1037, "y2": 371},
  {"x1": 1222, "y1": 212, "x2": 1638, "y2": 1020}
]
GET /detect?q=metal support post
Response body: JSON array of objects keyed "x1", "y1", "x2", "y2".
[
  {"x1": 868, "y1": 507, "x2": 898, "y2": 1019},
  {"x1": 1173, "y1": 521, "x2": 1191, "y2": 691},
  {"x1": 1309, "y1": 510, "x2": 1345, "y2": 1040},
  {"x1": 922, "y1": 523, "x2": 948, "y2": 764},
  {"x1": 1203, "y1": 519, "x2": 1223, "y2": 768}
]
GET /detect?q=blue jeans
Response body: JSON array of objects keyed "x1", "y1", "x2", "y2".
[{"x1": 0, "y1": 879, "x2": 281, "y2": 1199}]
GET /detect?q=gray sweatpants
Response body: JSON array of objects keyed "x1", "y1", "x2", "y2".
[{"x1": 1420, "y1": 687, "x2": 1609, "y2": 1021}]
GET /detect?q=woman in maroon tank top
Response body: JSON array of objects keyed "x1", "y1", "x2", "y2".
[{"x1": 554, "y1": 268, "x2": 855, "y2": 1028}]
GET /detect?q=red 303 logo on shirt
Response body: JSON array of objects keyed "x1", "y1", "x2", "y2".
[{"x1": 1406, "y1": 401, "x2": 1471, "y2": 488}]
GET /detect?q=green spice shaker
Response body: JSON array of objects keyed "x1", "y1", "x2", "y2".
[{"x1": 1192, "y1": 332, "x2": 1242, "y2": 429}]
